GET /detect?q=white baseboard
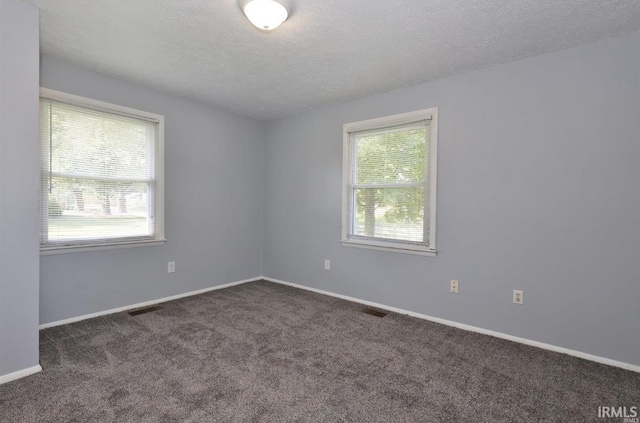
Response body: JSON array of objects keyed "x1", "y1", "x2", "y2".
[
  {"x1": 38, "y1": 274, "x2": 640, "y2": 374},
  {"x1": 262, "y1": 276, "x2": 640, "y2": 374},
  {"x1": 39, "y1": 277, "x2": 262, "y2": 329},
  {"x1": 0, "y1": 365, "x2": 42, "y2": 385}
]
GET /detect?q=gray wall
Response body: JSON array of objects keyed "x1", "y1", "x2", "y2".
[
  {"x1": 39, "y1": 57, "x2": 264, "y2": 325},
  {"x1": 263, "y1": 31, "x2": 640, "y2": 366},
  {"x1": 6, "y1": 13, "x2": 638, "y2": 379},
  {"x1": 0, "y1": 0, "x2": 40, "y2": 376}
]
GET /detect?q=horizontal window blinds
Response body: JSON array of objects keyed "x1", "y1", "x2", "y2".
[
  {"x1": 40, "y1": 98, "x2": 158, "y2": 248},
  {"x1": 349, "y1": 120, "x2": 431, "y2": 244}
]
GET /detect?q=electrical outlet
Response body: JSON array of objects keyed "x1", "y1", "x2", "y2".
[
  {"x1": 324, "y1": 259, "x2": 330, "y2": 270},
  {"x1": 168, "y1": 261, "x2": 175, "y2": 273},
  {"x1": 513, "y1": 290, "x2": 523, "y2": 304},
  {"x1": 450, "y1": 280, "x2": 459, "y2": 294}
]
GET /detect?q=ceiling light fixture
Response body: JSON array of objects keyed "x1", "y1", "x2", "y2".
[{"x1": 243, "y1": 0, "x2": 288, "y2": 31}]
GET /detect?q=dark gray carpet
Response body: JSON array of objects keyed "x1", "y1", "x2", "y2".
[{"x1": 1, "y1": 280, "x2": 638, "y2": 422}]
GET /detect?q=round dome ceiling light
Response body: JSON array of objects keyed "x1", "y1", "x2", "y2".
[{"x1": 243, "y1": 0, "x2": 288, "y2": 31}]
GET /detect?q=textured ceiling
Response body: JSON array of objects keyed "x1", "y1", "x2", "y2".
[{"x1": 26, "y1": 0, "x2": 640, "y2": 120}]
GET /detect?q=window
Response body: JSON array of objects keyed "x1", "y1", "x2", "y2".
[
  {"x1": 39, "y1": 89, "x2": 165, "y2": 253},
  {"x1": 342, "y1": 108, "x2": 438, "y2": 256}
]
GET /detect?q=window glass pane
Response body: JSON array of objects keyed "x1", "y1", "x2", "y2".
[
  {"x1": 47, "y1": 177, "x2": 152, "y2": 242},
  {"x1": 40, "y1": 94, "x2": 162, "y2": 250},
  {"x1": 50, "y1": 102, "x2": 154, "y2": 180},
  {"x1": 353, "y1": 187, "x2": 424, "y2": 242},
  {"x1": 355, "y1": 126, "x2": 426, "y2": 185}
]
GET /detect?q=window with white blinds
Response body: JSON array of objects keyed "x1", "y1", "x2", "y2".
[
  {"x1": 39, "y1": 89, "x2": 165, "y2": 253},
  {"x1": 342, "y1": 108, "x2": 438, "y2": 256}
]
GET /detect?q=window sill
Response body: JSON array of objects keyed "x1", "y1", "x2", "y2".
[
  {"x1": 341, "y1": 239, "x2": 436, "y2": 257},
  {"x1": 40, "y1": 239, "x2": 167, "y2": 255}
]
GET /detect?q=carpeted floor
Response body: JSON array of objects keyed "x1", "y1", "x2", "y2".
[{"x1": 1, "y1": 280, "x2": 638, "y2": 422}]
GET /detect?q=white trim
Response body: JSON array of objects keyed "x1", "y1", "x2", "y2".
[
  {"x1": 155, "y1": 115, "x2": 166, "y2": 244},
  {"x1": 341, "y1": 128, "x2": 350, "y2": 241},
  {"x1": 343, "y1": 109, "x2": 434, "y2": 133},
  {"x1": 39, "y1": 88, "x2": 163, "y2": 122},
  {"x1": 37, "y1": 274, "x2": 640, "y2": 373},
  {"x1": 39, "y1": 277, "x2": 261, "y2": 329},
  {"x1": 351, "y1": 182, "x2": 425, "y2": 189},
  {"x1": 341, "y1": 239, "x2": 436, "y2": 257},
  {"x1": 262, "y1": 277, "x2": 640, "y2": 374},
  {"x1": 40, "y1": 239, "x2": 166, "y2": 255},
  {"x1": 0, "y1": 365, "x2": 42, "y2": 385},
  {"x1": 48, "y1": 172, "x2": 154, "y2": 184},
  {"x1": 341, "y1": 108, "x2": 438, "y2": 255},
  {"x1": 427, "y1": 109, "x2": 438, "y2": 249},
  {"x1": 38, "y1": 88, "x2": 166, "y2": 254}
]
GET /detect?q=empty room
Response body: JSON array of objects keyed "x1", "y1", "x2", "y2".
[{"x1": 1, "y1": 0, "x2": 639, "y2": 421}]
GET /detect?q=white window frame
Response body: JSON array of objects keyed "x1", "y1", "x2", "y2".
[
  {"x1": 341, "y1": 108, "x2": 438, "y2": 257},
  {"x1": 39, "y1": 88, "x2": 166, "y2": 255}
]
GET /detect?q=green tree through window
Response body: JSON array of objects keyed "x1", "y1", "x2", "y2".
[
  {"x1": 343, "y1": 109, "x2": 437, "y2": 254},
  {"x1": 39, "y1": 90, "x2": 164, "y2": 251}
]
